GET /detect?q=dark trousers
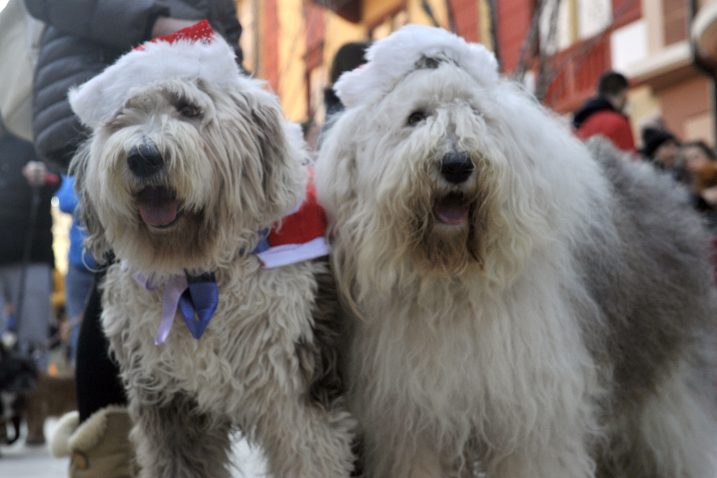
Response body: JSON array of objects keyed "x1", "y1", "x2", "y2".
[{"x1": 75, "y1": 272, "x2": 127, "y2": 422}]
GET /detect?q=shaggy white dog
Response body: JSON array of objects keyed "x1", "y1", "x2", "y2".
[
  {"x1": 69, "y1": 23, "x2": 354, "y2": 478},
  {"x1": 316, "y1": 25, "x2": 717, "y2": 478}
]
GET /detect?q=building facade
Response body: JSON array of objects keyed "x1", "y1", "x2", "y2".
[{"x1": 236, "y1": 0, "x2": 716, "y2": 147}]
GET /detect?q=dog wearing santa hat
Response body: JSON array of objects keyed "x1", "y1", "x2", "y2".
[{"x1": 69, "y1": 21, "x2": 355, "y2": 478}]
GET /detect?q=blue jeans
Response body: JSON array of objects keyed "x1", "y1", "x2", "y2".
[
  {"x1": 65, "y1": 264, "x2": 94, "y2": 363},
  {"x1": 0, "y1": 263, "x2": 52, "y2": 370}
]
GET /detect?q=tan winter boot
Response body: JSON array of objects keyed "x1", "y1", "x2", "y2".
[{"x1": 50, "y1": 406, "x2": 136, "y2": 478}]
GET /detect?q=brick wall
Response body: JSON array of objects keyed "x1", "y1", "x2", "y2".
[
  {"x1": 449, "y1": 0, "x2": 479, "y2": 42},
  {"x1": 497, "y1": 0, "x2": 534, "y2": 71}
]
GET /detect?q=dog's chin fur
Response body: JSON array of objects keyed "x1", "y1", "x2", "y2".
[
  {"x1": 71, "y1": 72, "x2": 357, "y2": 477},
  {"x1": 410, "y1": 193, "x2": 484, "y2": 275},
  {"x1": 128, "y1": 210, "x2": 218, "y2": 273},
  {"x1": 316, "y1": 31, "x2": 717, "y2": 478}
]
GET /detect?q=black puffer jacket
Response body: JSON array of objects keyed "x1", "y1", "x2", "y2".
[
  {"x1": 0, "y1": 130, "x2": 58, "y2": 266},
  {"x1": 24, "y1": 0, "x2": 243, "y2": 171}
]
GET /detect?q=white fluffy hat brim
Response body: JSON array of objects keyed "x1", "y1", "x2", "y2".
[
  {"x1": 334, "y1": 24, "x2": 499, "y2": 109},
  {"x1": 69, "y1": 34, "x2": 239, "y2": 129}
]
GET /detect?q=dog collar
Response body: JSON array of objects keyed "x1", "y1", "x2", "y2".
[
  {"x1": 132, "y1": 177, "x2": 330, "y2": 345},
  {"x1": 133, "y1": 271, "x2": 218, "y2": 345},
  {"x1": 254, "y1": 177, "x2": 330, "y2": 268}
]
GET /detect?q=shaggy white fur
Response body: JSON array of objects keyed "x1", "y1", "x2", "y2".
[
  {"x1": 316, "y1": 24, "x2": 717, "y2": 478},
  {"x1": 70, "y1": 31, "x2": 355, "y2": 478}
]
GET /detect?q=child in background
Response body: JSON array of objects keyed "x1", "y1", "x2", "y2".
[{"x1": 56, "y1": 176, "x2": 96, "y2": 365}]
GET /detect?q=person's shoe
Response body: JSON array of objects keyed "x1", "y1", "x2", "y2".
[{"x1": 50, "y1": 406, "x2": 135, "y2": 478}]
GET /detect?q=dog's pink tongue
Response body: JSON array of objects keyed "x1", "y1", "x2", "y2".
[
  {"x1": 434, "y1": 197, "x2": 469, "y2": 225},
  {"x1": 137, "y1": 187, "x2": 179, "y2": 227},
  {"x1": 139, "y1": 202, "x2": 179, "y2": 227}
]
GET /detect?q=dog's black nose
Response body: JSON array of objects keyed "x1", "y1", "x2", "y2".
[
  {"x1": 440, "y1": 152, "x2": 474, "y2": 184},
  {"x1": 127, "y1": 141, "x2": 163, "y2": 178}
]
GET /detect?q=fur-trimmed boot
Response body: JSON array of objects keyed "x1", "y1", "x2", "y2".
[{"x1": 50, "y1": 406, "x2": 135, "y2": 478}]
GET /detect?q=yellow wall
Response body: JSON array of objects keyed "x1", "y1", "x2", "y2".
[
  {"x1": 627, "y1": 85, "x2": 661, "y2": 145},
  {"x1": 322, "y1": 15, "x2": 366, "y2": 84},
  {"x1": 364, "y1": 0, "x2": 402, "y2": 24},
  {"x1": 277, "y1": 0, "x2": 307, "y2": 121}
]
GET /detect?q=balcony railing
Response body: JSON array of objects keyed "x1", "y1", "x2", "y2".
[{"x1": 543, "y1": 34, "x2": 611, "y2": 113}]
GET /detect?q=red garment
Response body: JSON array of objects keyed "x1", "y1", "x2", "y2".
[
  {"x1": 256, "y1": 174, "x2": 330, "y2": 269},
  {"x1": 267, "y1": 179, "x2": 327, "y2": 247},
  {"x1": 575, "y1": 110, "x2": 635, "y2": 153}
]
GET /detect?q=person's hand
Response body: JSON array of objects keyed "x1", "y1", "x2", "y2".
[
  {"x1": 151, "y1": 17, "x2": 199, "y2": 37},
  {"x1": 60, "y1": 315, "x2": 82, "y2": 343},
  {"x1": 22, "y1": 161, "x2": 47, "y2": 187},
  {"x1": 701, "y1": 186, "x2": 717, "y2": 206},
  {"x1": 60, "y1": 319, "x2": 71, "y2": 343}
]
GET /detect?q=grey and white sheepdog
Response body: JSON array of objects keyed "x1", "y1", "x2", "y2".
[
  {"x1": 316, "y1": 24, "x2": 717, "y2": 478},
  {"x1": 68, "y1": 30, "x2": 355, "y2": 478}
]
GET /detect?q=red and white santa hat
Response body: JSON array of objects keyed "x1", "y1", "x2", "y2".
[
  {"x1": 334, "y1": 24, "x2": 499, "y2": 110},
  {"x1": 69, "y1": 20, "x2": 240, "y2": 129}
]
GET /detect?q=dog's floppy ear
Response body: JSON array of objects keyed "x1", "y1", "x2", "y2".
[
  {"x1": 69, "y1": 142, "x2": 111, "y2": 263},
  {"x1": 315, "y1": 110, "x2": 365, "y2": 318},
  {"x1": 246, "y1": 91, "x2": 306, "y2": 216},
  {"x1": 315, "y1": 111, "x2": 359, "y2": 229}
]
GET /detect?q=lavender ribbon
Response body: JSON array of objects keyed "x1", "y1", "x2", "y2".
[{"x1": 135, "y1": 271, "x2": 219, "y2": 345}]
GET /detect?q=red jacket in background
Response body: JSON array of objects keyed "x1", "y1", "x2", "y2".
[{"x1": 573, "y1": 97, "x2": 636, "y2": 153}]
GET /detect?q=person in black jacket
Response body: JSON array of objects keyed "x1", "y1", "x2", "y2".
[
  {"x1": 26, "y1": 0, "x2": 243, "y2": 171},
  {"x1": 0, "y1": 120, "x2": 58, "y2": 370},
  {"x1": 23, "y1": 2, "x2": 243, "y2": 476}
]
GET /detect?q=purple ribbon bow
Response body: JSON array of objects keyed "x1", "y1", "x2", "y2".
[{"x1": 136, "y1": 271, "x2": 219, "y2": 345}]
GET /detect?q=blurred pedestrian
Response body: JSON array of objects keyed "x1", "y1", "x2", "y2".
[
  {"x1": 683, "y1": 140, "x2": 717, "y2": 176},
  {"x1": 316, "y1": 41, "x2": 370, "y2": 148},
  {"x1": 680, "y1": 140, "x2": 717, "y2": 280},
  {"x1": 324, "y1": 41, "x2": 371, "y2": 119},
  {"x1": 55, "y1": 175, "x2": 95, "y2": 366},
  {"x1": 573, "y1": 70, "x2": 636, "y2": 152},
  {"x1": 680, "y1": 141, "x2": 717, "y2": 227},
  {"x1": 640, "y1": 126, "x2": 684, "y2": 180},
  {"x1": 0, "y1": 120, "x2": 59, "y2": 370},
  {"x1": 23, "y1": 1, "x2": 244, "y2": 476}
]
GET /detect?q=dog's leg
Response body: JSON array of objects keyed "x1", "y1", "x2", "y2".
[
  {"x1": 255, "y1": 400, "x2": 355, "y2": 477},
  {"x1": 130, "y1": 394, "x2": 232, "y2": 478},
  {"x1": 359, "y1": 430, "x2": 461, "y2": 478},
  {"x1": 484, "y1": 442, "x2": 594, "y2": 478},
  {"x1": 600, "y1": 360, "x2": 717, "y2": 478},
  {"x1": 396, "y1": 441, "x2": 444, "y2": 478}
]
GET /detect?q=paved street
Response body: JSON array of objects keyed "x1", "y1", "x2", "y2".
[{"x1": 0, "y1": 419, "x2": 268, "y2": 478}]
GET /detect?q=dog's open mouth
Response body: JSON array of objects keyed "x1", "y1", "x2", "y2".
[
  {"x1": 433, "y1": 193, "x2": 471, "y2": 226},
  {"x1": 136, "y1": 186, "x2": 182, "y2": 228}
]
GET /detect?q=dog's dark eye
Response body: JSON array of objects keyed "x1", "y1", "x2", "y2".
[
  {"x1": 177, "y1": 101, "x2": 203, "y2": 119},
  {"x1": 407, "y1": 110, "x2": 428, "y2": 127}
]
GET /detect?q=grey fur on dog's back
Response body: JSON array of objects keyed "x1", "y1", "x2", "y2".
[
  {"x1": 583, "y1": 137, "x2": 715, "y2": 391},
  {"x1": 581, "y1": 138, "x2": 717, "y2": 476},
  {"x1": 69, "y1": 45, "x2": 356, "y2": 477}
]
